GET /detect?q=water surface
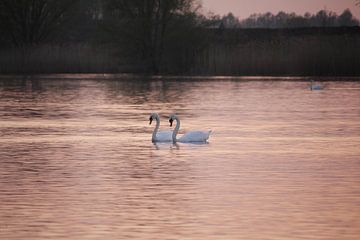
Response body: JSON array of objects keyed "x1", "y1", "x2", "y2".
[{"x1": 1, "y1": 78, "x2": 360, "y2": 240}]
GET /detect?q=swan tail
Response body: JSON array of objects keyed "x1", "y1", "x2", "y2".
[{"x1": 206, "y1": 130, "x2": 212, "y2": 140}]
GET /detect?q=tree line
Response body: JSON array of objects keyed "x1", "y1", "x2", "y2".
[
  {"x1": 218, "y1": 9, "x2": 360, "y2": 29},
  {"x1": 0, "y1": 0, "x2": 359, "y2": 74},
  {"x1": 0, "y1": 0, "x2": 207, "y2": 73}
]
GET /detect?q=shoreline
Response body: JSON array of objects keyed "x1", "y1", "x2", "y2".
[{"x1": 0, "y1": 74, "x2": 360, "y2": 81}]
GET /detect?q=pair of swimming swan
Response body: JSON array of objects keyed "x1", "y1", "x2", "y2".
[{"x1": 149, "y1": 113, "x2": 212, "y2": 143}]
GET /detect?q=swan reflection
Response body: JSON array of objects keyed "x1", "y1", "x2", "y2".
[{"x1": 153, "y1": 142, "x2": 180, "y2": 150}]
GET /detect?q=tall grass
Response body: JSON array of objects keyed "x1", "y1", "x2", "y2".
[
  {"x1": 0, "y1": 44, "x2": 122, "y2": 74},
  {"x1": 0, "y1": 28, "x2": 359, "y2": 76},
  {"x1": 191, "y1": 33, "x2": 360, "y2": 76}
]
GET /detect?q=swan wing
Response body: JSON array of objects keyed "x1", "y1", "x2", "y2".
[
  {"x1": 155, "y1": 130, "x2": 173, "y2": 142},
  {"x1": 178, "y1": 131, "x2": 212, "y2": 143}
]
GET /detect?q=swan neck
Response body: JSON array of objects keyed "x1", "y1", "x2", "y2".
[
  {"x1": 152, "y1": 116, "x2": 160, "y2": 142},
  {"x1": 172, "y1": 116, "x2": 180, "y2": 142}
]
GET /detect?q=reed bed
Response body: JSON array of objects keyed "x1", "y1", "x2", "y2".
[
  {"x1": 0, "y1": 44, "x2": 120, "y2": 74},
  {"x1": 1, "y1": 28, "x2": 359, "y2": 76},
  {"x1": 191, "y1": 34, "x2": 360, "y2": 76}
]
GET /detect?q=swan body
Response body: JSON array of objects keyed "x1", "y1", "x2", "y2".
[
  {"x1": 311, "y1": 86, "x2": 322, "y2": 91},
  {"x1": 149, "y1": 113, "x2": 172, "y2": 142},
  {"x1": 177, "y1": 131, "x2": 212, "y2": 142},
  {"x1": 169, "y1": 115, "x2": 211, "y2": 143}
]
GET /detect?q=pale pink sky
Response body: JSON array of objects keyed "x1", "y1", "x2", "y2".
[{"x1": 202, "y1": 0, "x2": 360, "y2": 19}]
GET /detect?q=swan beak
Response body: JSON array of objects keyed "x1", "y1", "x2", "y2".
[
  {"x1": 149, "y1": 117, "x2": 153, "y2": 125},
  {"x1": 169, "y1": 118, "x2": 173, "y2": 127}
]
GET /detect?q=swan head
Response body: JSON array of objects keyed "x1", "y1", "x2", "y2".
[
  {"x1": 149, "y1": 113, "x2": 159, "y2": 125},
  {"x1": 169, "y1": 115, "x2": 176, "y2": 127},
  {"x1": 169, "y1": 118, "x2": 173, "y2": 127}
]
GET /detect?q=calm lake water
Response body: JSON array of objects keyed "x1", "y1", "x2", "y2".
[{"x1": 0, "y1": 77, "x2": 360, "y2": 240}]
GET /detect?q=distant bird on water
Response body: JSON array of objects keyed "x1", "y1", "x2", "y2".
[{"x1": 310, "y1": 79, "x2": 322, "y2": 91}]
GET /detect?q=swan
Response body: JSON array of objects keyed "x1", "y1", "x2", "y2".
[
  {"x1": 310, "y1": 79, "x2": 322, "y2": 91},
  {"x1": 149, "y1": 113, "x2": 173, "y2": 142},
  {"x1": 169, "y1": 114, "x2": 212, "y2": 143}
]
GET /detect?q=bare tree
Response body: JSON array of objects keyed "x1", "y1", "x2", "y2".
[
  {"x1": 0, "y1": 0, "x2": 79, "y2": 47},
  {"x1": 104, "y1": 0, "x2": 199, "y2": 73}
]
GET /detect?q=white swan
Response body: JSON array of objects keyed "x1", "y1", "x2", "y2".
[
  {"x1": 149, "y1": 113, "x2": 173, "y2": 142},
  {"x1": 169, "y1": 114, "x2": 212, "y2": 143},
  {"x1": 310, "y1": 79, "x2": 322, "y2": 91}
]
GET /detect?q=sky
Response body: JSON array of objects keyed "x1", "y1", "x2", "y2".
[{"x1": 201, "y1": 0, "x2": 360, "y2": 19}]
